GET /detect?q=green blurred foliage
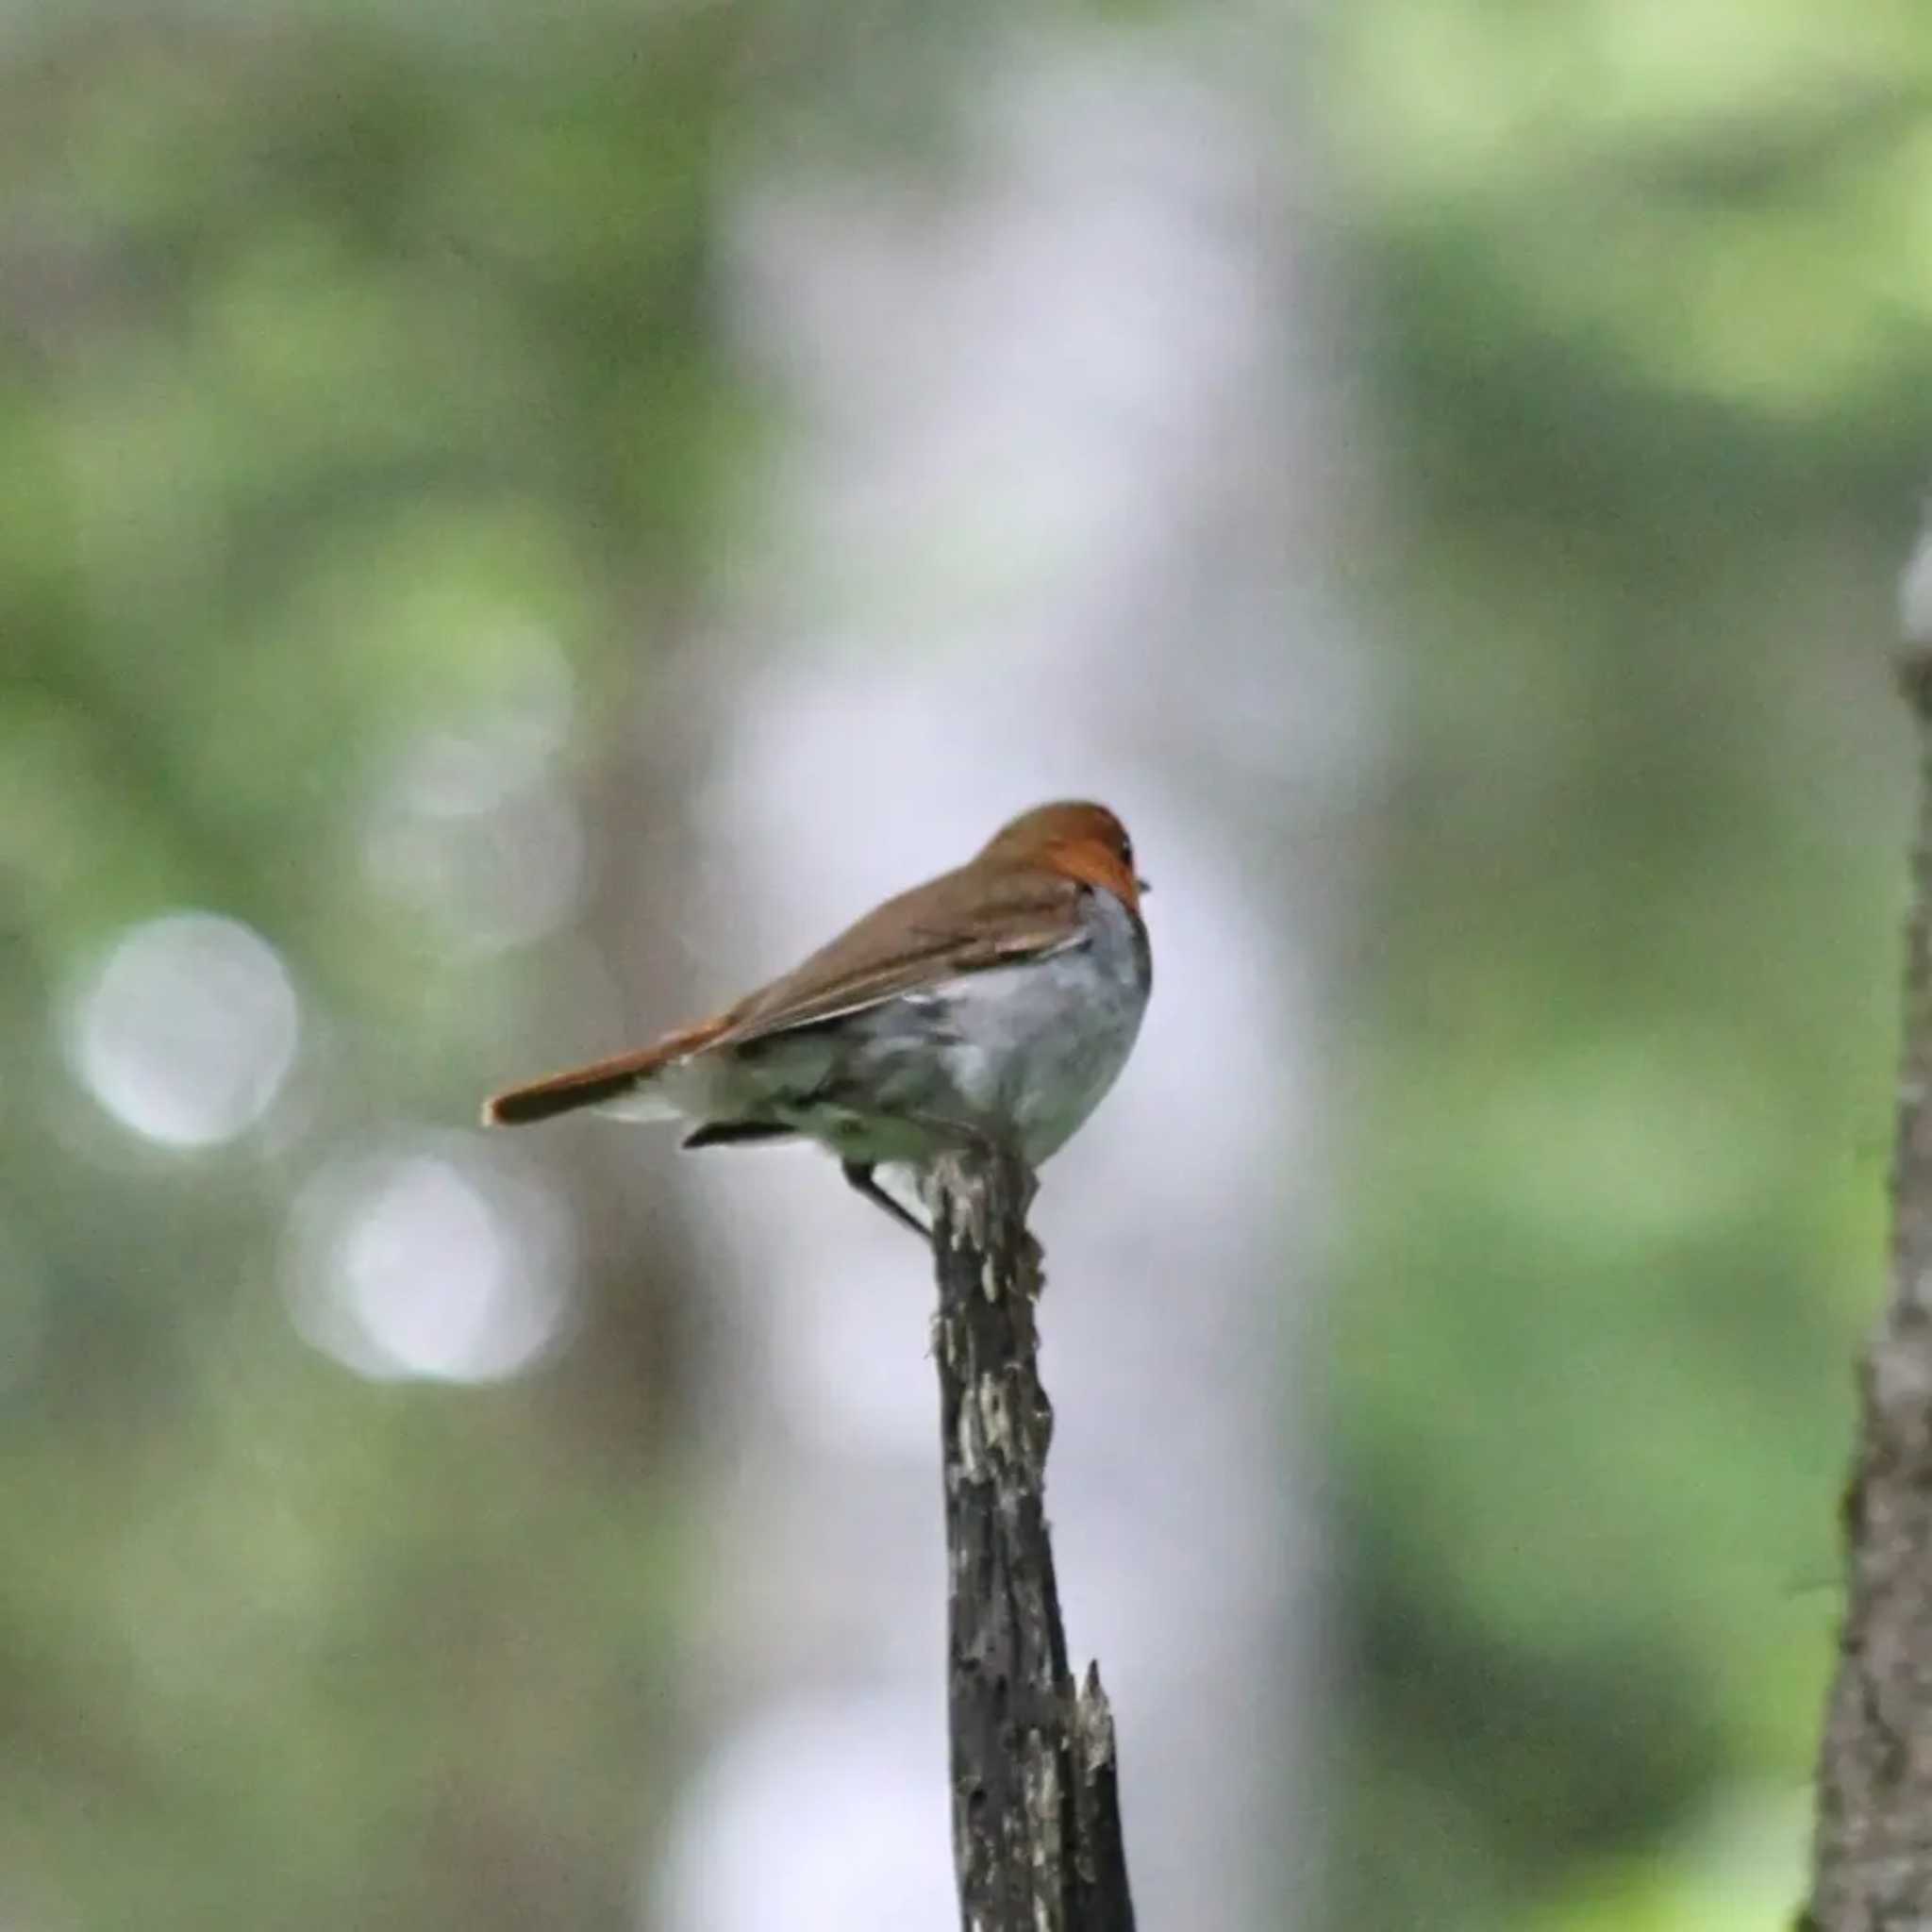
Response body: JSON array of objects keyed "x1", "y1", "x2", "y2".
[
  {"x1": 0, "y1": 9, "x2": 750, "y2": 1927},
  {"x1": 1330, "y1": 1, "x2": 1932, "y2": 1925}
]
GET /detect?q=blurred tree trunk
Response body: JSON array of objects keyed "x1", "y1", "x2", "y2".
[{"x1": 1807, "y1": 522, "x2": 1932, "y2": 1930}]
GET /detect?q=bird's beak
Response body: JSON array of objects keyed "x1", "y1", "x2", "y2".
[{"x1": 1136, "y1": 876, "x2": 1152, "y2": 894}]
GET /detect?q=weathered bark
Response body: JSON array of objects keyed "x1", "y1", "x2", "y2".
[
  {"x1": 926, "y1": 1149, "x2": 1137, "y2": 1932},
  {"x1": 1806, "y1": 525, "x2": 1932, "y2": 1930}
]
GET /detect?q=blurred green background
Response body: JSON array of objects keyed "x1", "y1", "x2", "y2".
[{"x1": 2, "y1": 2, "x2": 1925, "y2": 1927}]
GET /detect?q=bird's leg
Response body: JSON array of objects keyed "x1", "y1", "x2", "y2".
[
  {"x1": 841, "y1": 1161, "x2": 932, "y2": 1241},
  {"x1": 837, "y1": 1115, "x2": 1032, "y2": 1249},
  {"x1": 880, "y1": 1116, "x2": 1042, "y2": 1278}
]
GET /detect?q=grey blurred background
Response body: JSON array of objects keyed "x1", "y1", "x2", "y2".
[{"x1": 1, "y1": 3, "x2": 1922, "y2": 1928}]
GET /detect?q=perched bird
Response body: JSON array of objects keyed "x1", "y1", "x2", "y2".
[{"x1": 482, "y1": 801, "x2": 1151, "y2": 1234}]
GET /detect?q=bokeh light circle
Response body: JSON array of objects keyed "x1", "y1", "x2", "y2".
[
  {"x1": 65, "y1": 911, "x2": 300, "y2": 1149},
  {"x1": 285, "y1": 1146, "x2": 575, "y2": 1384}
]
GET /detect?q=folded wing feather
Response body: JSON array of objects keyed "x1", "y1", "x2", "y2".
[{"x1": 482, "y1": 861, "x2": 1088, "y2": 1127}]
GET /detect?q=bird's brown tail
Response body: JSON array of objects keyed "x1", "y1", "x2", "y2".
[{"x1": 481, "y1": 1014, "x2": 732, "y2": 1126}]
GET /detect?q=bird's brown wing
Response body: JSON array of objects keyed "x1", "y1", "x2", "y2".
[
  {"x1": 717, "y1": 860, "x2": 1087, "y2": 1046},
  {"x1": 482, "y1": 861, "x2": 1086, "y2": 1126}
]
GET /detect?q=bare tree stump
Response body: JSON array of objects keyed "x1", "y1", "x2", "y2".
[
  {"x1": 925, "y1": 1148, "x2": 1136, "y2": 1932},
  {"x1": 1806, "y1": 520, "x2": 1932, "y2": 1930}
]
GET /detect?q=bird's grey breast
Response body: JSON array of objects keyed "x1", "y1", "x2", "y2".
[{"x1": 933, "y1": 886, "x2": 1150, "y2": 1163}]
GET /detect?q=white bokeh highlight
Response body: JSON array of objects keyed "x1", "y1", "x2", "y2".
[
  {"x1": 64, "y1": 910, "x2": 300, "y2": 1148},
  {"x1": 285, "y1": 1145, "x2": 576, "y2": 1383}
]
